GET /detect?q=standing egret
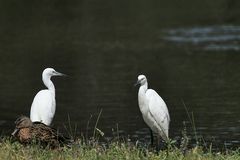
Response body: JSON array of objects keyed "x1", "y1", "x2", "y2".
[
  {"x1": 135, "y1": 75, "x2": 170, "y2": 148},
  {"x1": 30, "y1": 68, "x2": 65, "y2": 126}
]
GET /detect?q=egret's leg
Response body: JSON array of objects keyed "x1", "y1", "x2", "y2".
[
  {"x1": 149, "y1": 128, "x2": 154, "y2": 146},
  {"x1": 156, "y1": 135, "x2": 161, "y2": 152}
]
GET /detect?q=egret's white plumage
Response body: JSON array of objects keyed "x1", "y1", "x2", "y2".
[
  {"x1": 30, "y1": 68, "x2": 65, "y2": 126},
  {"x1": 136, "y1": 75, "x2": 170, "y2": 142}
]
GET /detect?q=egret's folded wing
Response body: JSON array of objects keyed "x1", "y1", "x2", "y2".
[
  {"x1": 146, "y1": 89, "x2": 170, "y2": 139},
  {"x1": 30, "y1": 90, "x2": 55, "y2": 125}
]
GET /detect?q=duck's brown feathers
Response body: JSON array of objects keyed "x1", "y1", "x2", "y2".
[{"x1": 12, "y1": 116, "x2": 71, "y2": 149}]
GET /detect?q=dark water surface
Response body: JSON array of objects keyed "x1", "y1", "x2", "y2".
[{"x1": 0, "y1": 0, "x2": 240, "y2": 149}]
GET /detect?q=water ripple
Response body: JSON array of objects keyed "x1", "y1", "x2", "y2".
[{"x1": 162, "y1": 25, "x2": 240, "y2": 51}]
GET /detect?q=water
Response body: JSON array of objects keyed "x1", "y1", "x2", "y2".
[
  {"x1": 163, "y1": 25, "x2": 240, "y2": 51},
  {"x1": 0, "y1": 0, "x2": 240, "y2": 149}
]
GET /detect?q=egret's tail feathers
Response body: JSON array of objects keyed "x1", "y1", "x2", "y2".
[
  {"x1": 161, "y1": 134, "x2": 169, "y2": 142},
  {"x1": 159, "y1": 129, "x2": 169, "y2": 142}
]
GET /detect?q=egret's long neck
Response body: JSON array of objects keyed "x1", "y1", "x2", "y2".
[
  {"x1": 138, "y1": 82, "x2": 148, "y2": 114},
  {"x1": 42, "y1": 75, "x2": 55, "y2": 95}
]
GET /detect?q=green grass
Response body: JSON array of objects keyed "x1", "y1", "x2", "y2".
[
  {"x1": 3, "y1": 108, "x2": 239, "y2": 160},
  {"x1": 0, "y1": 137, "x2": 239, "y2": 160}
]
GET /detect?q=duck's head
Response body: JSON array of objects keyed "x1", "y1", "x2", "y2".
[{"x1": 11, "y1": 116, "x2": 33, "y2": 136}]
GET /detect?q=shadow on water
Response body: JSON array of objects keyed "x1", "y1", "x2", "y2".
[{"x1": 0, "y1": 0, "x2": 240, "y2": 149}]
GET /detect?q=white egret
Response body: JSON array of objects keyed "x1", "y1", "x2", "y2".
[
  {"x1": 30, "y1": 68, "x2": 65, "y2": 126},
  {"x1": 135, "y1": 75, "x2": 170, "y2": 148}
]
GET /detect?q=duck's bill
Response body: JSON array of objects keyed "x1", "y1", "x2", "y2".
[{"x1": 11, "y1": 128, "x2": 19, "y2": 136}]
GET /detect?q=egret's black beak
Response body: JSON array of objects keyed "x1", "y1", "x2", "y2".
[
  {"x1": 134, "y1": 80, "x2": 141, "y2": 87},
  {"x1": 55, "y1": 71, "x2": 67, "y2": 77}
]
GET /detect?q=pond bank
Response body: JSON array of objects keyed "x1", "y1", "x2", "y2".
[{"x1": 0, "y1": 137, "x2": 239, "y2": 160}]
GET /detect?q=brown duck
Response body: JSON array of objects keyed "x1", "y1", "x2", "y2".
[{"x1": 12, "y1": 116, "x2": 71, "y2": 148}]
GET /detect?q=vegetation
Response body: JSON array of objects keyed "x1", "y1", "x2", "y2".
[
  {"x1": 0, "y1": 136, "x2": 239, "y2": 160},
  {"x1": 3, "y1": 108, "x2": 238, "y2": 160}
]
